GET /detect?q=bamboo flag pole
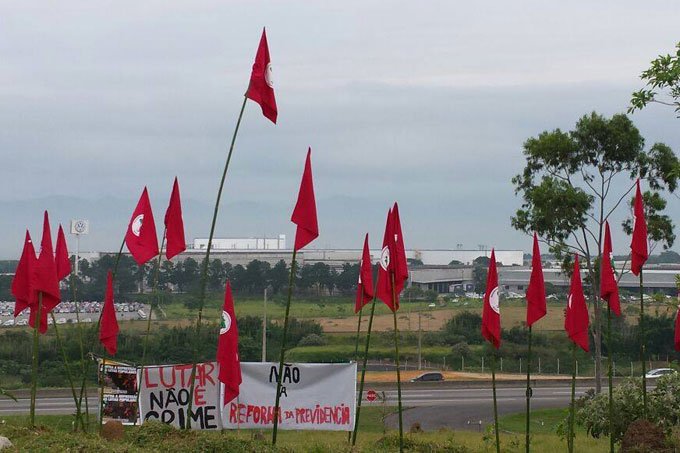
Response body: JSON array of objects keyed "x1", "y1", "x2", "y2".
[
  {"x1": 525, "y1": 325, "x2": 532, "y2": 453},
  {"x1": 347, "y1": 306, "x2": 364, "y2": 442},
  {"x1": 29, "y1": 292, "x2": 43, "y2": 427},
  {"x1": 272, "y1": 249, "x2": 298, "y2": 445},
  {"x1": 568, "y1": 343, "x2": 576, "y2": 453},
  {"x1": 70, "y1": 268, "x2": 90, "y2": 429},
  {"x1": 391, "y1": 273, "x2": 404, "y2": 453},
  {"x1": 352, "y1": 293, "x2": 378, "y2": 446},
  {"x1": 76, "y1": 237, "x2": 126, "y2": 428},
  {"x1": 639, "y1": 269, "x2": 647, "y2": 415},
  {"x1": 491, "y1": 348, "x2": 500, "y2": 453},
  {"x1": 607, "y1": 304, "x2": 614, "y2": 453},
  {"x1": 186, "y1": 95, "x2": 248, "y2": 428},
  {"x1": 135, "y1": 229, "x2": 166, "y2": 425},
  {"x1": 98, "y1": 357, "x2": 106, "y2": 432},
  {"x1": 50, "y1": 311, "x2": 85, "y2": 431}
]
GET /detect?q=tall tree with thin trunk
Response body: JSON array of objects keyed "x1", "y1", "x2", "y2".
[{"x1": 511, "y1": 112, "x2": 677, "y2": 392}]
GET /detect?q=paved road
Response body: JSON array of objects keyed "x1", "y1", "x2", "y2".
[
  {"x1": 364, "y1": 383, "x2": 595, "y2": 431},
  {"x1": 0, "y1": 396, "x2": 99, "y2": 416}
]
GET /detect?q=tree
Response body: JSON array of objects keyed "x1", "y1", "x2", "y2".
[
  {"x1": 207, "y1": 259, "x2": 225, "y2": 292},
  {"x1": 629, "y1": 42, "x2": 680, "y2": 116},
  {"x1": 267, "y1": 260, "x2": 288, "y2": 294},
  {"x1": 511, "y1": 112, "x2": 678, "y2": 393},
  {"x1": 472, "y1": 266, "x2": 487, "y2": 294},
  {"x1": 335, "y1": 262, "x2": 358, "y2": 295}
]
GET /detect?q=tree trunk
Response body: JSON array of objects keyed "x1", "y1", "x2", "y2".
[{"x1": 585, "y1": 259, "x2": 603, "y2": 393}]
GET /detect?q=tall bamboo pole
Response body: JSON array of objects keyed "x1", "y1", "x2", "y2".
[
  {"x1": 391, "y1": 273, "x2": 404, "y2": 453},
  {"x1": 491, "y1": 349, "x2": 500, "y2": 453},
  {"x1": 639, "y1": 270, "x2": 647, "y2": 415},
  {"x1": 347, "y1": 306, "x2": 363, "y2": 442},
  {"x1": 352, "y1": 295, "x2": 377, "y2": 445},
  {"x1": 29, "y1": 292, "x2": 43, "y2": 427},
  {"x1": 50, "y1": 311, "x2": 85, "y2": 431},
  {"x1": 607, "y1": 305, "x2": 614, "y2": 453},
  {"x1": 70, "y1": 269, "x2": 90, "y2": 429},
  {"x1": 525, "y1": 325, "x2": 532, "y2": 453},
  {"x1": 272, "y1": 249, "x2": 297, "y2": 444},
  {"x1": 76, "y1": 238, "x2": 125, "y2": 428},
  {"x1": 98, "y1": 357, "x2": 106, "y2": 432},
  {"x1": 187, "y1": 95, "x2": 248, "y2": 428},
  {"x1": 568, "y1": 343, "x2": 576, "y2": 453},
  {"x1": 135, "y1": 229, "x2": 166, "y2": 425}
]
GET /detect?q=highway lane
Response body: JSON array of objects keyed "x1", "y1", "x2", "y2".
[{"x1": 0, "y1": 383, "x2": 591, "y2": 422}]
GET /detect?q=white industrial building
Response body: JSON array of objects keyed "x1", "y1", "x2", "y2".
[{"x1": 192, "y1": 235, "x2": 286, "y2": 251}]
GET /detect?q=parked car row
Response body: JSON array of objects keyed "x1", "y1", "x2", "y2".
[
  {"x1": 1, "y1": 317, "x2": 95, "y2": 328},
  {"x1": 0, "y1": 301, "x2": 146, "y2": 316}
]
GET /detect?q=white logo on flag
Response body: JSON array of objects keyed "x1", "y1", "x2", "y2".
[
  {"x1": 265, "y1": 63, "x2": 273, "y2": 88},
  {"x1": 220, "y1": 310, "x2": 232, "y2": 335},
  {"x1": 132, "y1": 214, "x2": 144, "y2": 237},
  {"x1": 568, "y1": 295, "x2": 573, "y2": 309},
  {"x1": 380, "y1": 246, "x2": 390, "y2": 271},
  {"x1": 489, "y1": 287, "x2": 500, "y2": 314}
]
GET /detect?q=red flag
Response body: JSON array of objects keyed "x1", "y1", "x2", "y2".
[
  {"x1": 291, "y1": 148, "x2": 318, "y2": 251},
  {"x1": 55, "y1": 224, "x2": 71, "y2": 281},
  {"x1": 376, "y1": 209, "x2": 396, "y2": 311},
  {"x1": 630, "y1": 179, "x2": 648, "y2": 276},
  {"x1": 355, "y1": 234, "x2": 374, "y2": 313},
  {"x1": 30, "y1": 211, "x2": 61, "y2": 333},
  {"x1": 675, "y1": 306, "x2": 680, "y2": 352},
  {"x1": 565, "y1": 255, "x2": 589, "y2": 352},
  {"x1": 526, "y1": 233, "x2": 546, "y2": 326},
  {"x1": 125, "y1": 187, "x2": 159, "y2": 265},
  {"x1": 164, "y1": 177, "x2": 186, "y2": 260},
  {"x1": 481, "y1": 249, "x2": 501, "y2": 349},
  {"x1": 217, "y1": 281, "x2": 242, "y2": 405},
  {"x1": 12, "y1": 231, "x2": 36, "y2": 317},
  {"x1": 376, "y1": 205, "x2": 409, "y2": 312},
  {"x1": 600, "y1": 221, "x2": 621, "y2": 316},
  {"x1": 246, "y1": 28, "x2": 277, "y2": 124},
  {"x1": 391, "y1": 203, "x2": 409, "y2": 296},
  {"x1": 99, "y1": 271, "x2": 119, "y2": 356}
]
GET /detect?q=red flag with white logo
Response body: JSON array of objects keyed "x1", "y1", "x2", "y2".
[
  {"x1": 630, "y1": 179, "x2": 648, "y2": 276},
  {"x1": 99, "y1": 271, "x2": 119, "y2": 355},
  {"x1": 376, "y1": 208, "x2": 396, "y2": 311},
  {"x1": 481, "y1": 249, "x2": 501, "y2": 349},
  {"x1": 565, "y1": 255, "x2": 589, "y2": 352},
  {"x1": 12, "y1": 231, "x2": 36, "y2": 318},
  {"x1": 217, "y1": 281, "x2": 241, "y2": 405},
  {"x1": 291, "y1": 148, "x2": 319, "y2": 251},
  {"x1": 526, "y1": 233, "x2": 546, "y2": 326},
  {"x1": 391, "y1": 203, "x2": 409, "y2": 296},
  {"x1": 355, "y1": 233, "x2": 374, "y2": 313},
  {"x1": 246, "y1": 28, "x2": 277, "y2": 124},
  {"x1": 125, "y1": 187, "x2": 159, "y2": 265},
  {"x1": 164, "y1": 177, "x2": 186, "y2": 260},
  {"x1": 600, "y1": 221, "x2": 621, "y2": 316},
  {"x1": 55, "y1": 224, "x2": 71, "y2": 281}
]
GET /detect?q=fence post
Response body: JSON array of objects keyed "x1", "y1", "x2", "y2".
[
  {"x1": 538, "y1": 356, "x2": 541, "y2": 374},
  {"x1": 519, "y1": 357, "x2": 522, "y2": 374},
  {"x1": 500, "y1": 357, "x2": 503, "y2": 372},
  {"x1": 557, "y1": 358, "x2": 560, "y2": 375},
  {"x1": 462, "y1": 356, "x2": 464, "y2": 372},
  {"x1": 630, "y1": 361, "x2": 633, "y2": 377},
  {"x1": 482, "y1": 356, "x2": 485, "y2": 374},
  {"x1": 576, "y1": 360, "x2": 578, "y2": 377}
]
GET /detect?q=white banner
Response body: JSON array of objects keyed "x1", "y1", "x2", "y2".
[
  {"x1": 139, "y1": 362, "x2": 222, "y2": 430},
  {"x1": 222, "y1": 362, "x2": 356, "y2": 431}
]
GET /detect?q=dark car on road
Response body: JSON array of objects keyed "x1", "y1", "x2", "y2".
[{"x1": 410, "y1": 372, "x2": 444, "y2": 382}]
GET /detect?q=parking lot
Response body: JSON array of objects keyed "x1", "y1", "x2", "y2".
[{"x1": 0, "y1": 301, "x2": 153, "y2": 327}]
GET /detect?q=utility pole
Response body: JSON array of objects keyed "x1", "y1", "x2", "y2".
[{"x1": 262, "y1": 287, "x2": 267, "y2": 362}]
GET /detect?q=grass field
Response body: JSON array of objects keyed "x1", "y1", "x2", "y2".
[{"x1": 0, "y1": 408, "x2": 610, "y2": 452}]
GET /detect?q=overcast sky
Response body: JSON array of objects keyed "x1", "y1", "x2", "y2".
[{"x1": 1, "y1": 1, "x2": 679, "y2": 259}]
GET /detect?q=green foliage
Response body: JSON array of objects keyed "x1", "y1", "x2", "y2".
[
  {"x1": 297, "y1": 333, "x2": 327, "y2": 347},
  {"x1": 629, "y1": 41, "x2": 680, "y2": 116},
  {"x1": 577, "y1": 373, "x2": 680, "y2": 445}
]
